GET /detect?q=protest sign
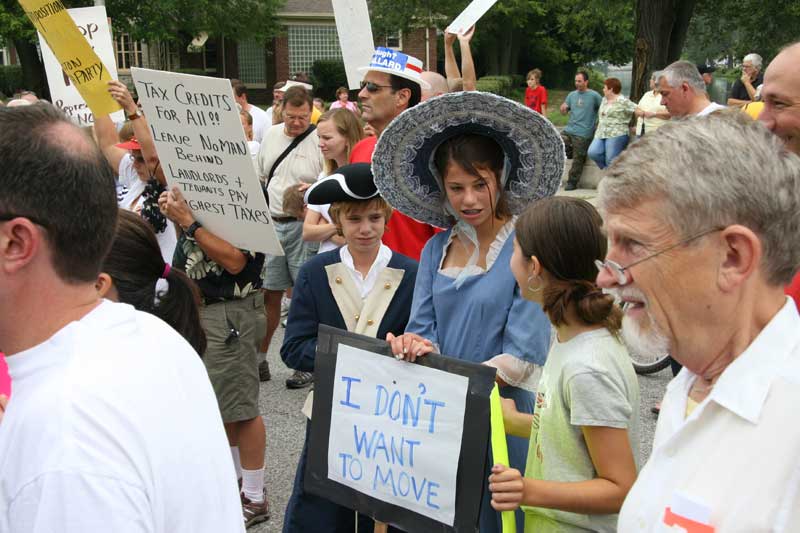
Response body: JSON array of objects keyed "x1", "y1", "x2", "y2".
[
  {"x1": 332, "y1": 0, "x2": 375, "y2": 90},
  {"x1": 19, "y1": 0, "x2": 119, "y2": 116},
  {"x1": 307, "y1": 326, "x2": 495, "y2": 532},
  {"x1": 131, "y1": 68, "x2": 283, "y2": 255},
  {"x1": 38, "y1": 6, "x2": 124, "y2": 126},
  {"x1": 445, "y1": 0, "x2": 499, "y2": 35}
]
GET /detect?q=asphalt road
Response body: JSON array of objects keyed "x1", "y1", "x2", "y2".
[{"x1": 250, "y1": 327, "x2": 672, "y2": 533}]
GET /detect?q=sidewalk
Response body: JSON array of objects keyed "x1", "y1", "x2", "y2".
[{"x1": 555, "y1": 158, "x2": 602, "y2": 205}]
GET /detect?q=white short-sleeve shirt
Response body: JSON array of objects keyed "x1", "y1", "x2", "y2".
[
  {"x1": 618, "y1": 298, "x2": 800, "y2": 532},
  {"x1": 0, "y1": 301, "x2": 244, "y2": 533}
]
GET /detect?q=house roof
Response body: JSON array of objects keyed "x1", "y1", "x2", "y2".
[{"x1": 278, "y1": 0, "x2": 334, "y2": 16}]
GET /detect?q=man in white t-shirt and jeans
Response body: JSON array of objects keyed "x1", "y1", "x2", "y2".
[{"x1": 0, "y1": 104, "x2": 243, "y2": 533}]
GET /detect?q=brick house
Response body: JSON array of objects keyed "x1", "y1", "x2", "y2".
[
  {"x1": 223, "y1": 0, "x2": 438, "y2": 104},
  {"x1": 113, "y1": 1, "x2": 437, "y2": 104}
]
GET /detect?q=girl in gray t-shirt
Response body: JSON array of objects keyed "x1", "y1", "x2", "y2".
[{"x1": 489, "y1": 196, "x2": 640, "y2": 532}]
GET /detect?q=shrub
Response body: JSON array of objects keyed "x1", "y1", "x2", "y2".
[
  {"x1": 311, "y1": 59, "x2": 347, "y2": 101},
  {"x1": 0, "y1": 65, "x2": 24, "y2": 97},
  {"x1": 476, "y1": 75, "x2": 516, "y2": 96},
  {"x1": 475, "y1": 78, "x2": 505, "y2": 96}
]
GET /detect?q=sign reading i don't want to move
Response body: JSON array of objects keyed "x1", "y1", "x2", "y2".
[
  {"x1": 307, "y1": 327, "x2": 496, "y2": 532},
  {"x1": 131, "y1": 68, "x2": 282, "y2": 255}
]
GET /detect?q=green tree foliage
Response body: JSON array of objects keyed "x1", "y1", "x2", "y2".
[
  {"x1": 0, "y1": 0, "x2": 283, "y2": 95},
  {"x1": 104, "y1": 0, "x2": 283, "y2": 44},
  {"x1": 368, "y1": 0, "x2": 632, "y2": 88},
  {"x1": 684, "y1": 0, "x2": 800, "y2": 66}
]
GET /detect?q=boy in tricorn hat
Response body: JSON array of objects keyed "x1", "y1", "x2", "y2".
[{"x1": 280, "y1": 163, "x2": 417, "y2": 532}]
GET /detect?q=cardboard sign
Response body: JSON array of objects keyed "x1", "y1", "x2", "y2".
[
  {"x1": 332, "y1": 0, "x2": 375, "y2": 90},
  {"x1": 445, "y1": 0, "x2": 499, "y2": 35},
  {"x1": 19, "y1": 0, "x2": 119, "y2": 116},
  {"x1": 131, "y1": 68, "x2": 283, "y2": 255},
  {"x1": 38, "y1": 6, "x2": 124, "y2": 126},
  {"x1": 307, "y1": 326, "x2": 496, "y2": 532},
  {"x1": 329, "y1": 344, "x2": 468, "y2": 524}
]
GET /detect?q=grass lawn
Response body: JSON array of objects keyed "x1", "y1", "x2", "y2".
[{"x1": 510, "y1": 87, "x2": 569, "y2": 128}]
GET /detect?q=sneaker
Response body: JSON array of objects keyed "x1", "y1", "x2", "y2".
[
  {"x1": 280, "y1": 318, "x2": 287, "y2": 328},
  {"x1": 286, "y1": 370, "x2": 313, "y2": 389},
  {"x1": 241, "y1": 489, "x2": 270, "y2": 528},
  {"x1": 258, "y1": 360, "x2": 271, "y2": 382},
  {"x1": 564, "y1": 182, "x2": 578, "y2": 191},
  {"x1": 280, "y1": 296, "x2": 291, "y2": 318}
]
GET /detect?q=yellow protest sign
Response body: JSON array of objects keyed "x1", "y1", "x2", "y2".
[
  {"x1": 18, "y1": 0, "x2": 119, "y2": 116},
  {"x1": 489, "y1": 384, "x2": 517, "y2": 533}
]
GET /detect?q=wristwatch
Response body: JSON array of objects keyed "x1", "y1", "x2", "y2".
[
  {"x1": 127, "y1": 108, "x2": 142, "y2": 121},
  {"x1": 185, "y1": 221, "x2": 202, "y2": 239}
]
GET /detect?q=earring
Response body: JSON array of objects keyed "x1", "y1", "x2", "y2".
[{"x1": 526, "y1": 274, "x2": 543, "y2": 293}]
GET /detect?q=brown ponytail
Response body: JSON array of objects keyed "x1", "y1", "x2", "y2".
[
  {"x1": 103, "y1": 210, "x2": 207, "y2": 354},
  {"x1": 516, "y1": 197, "x2": 622, "y2": 335}
]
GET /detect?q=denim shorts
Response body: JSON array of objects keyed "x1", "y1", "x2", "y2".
[{"x1": 261, "y1": 219, "x2": 318, "y2": 291}]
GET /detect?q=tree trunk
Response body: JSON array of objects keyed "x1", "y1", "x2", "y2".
[
  {"x1": 499, "y1": 27, "x2": 514, "y2": 74},
  {"x1": 630, "y1": 0, "x2": 698, "y2": 102},
  {"x1": 483, "y1": 39, "x2": 500, "y2": 75},
  {"x1": 509, "y1": 30, "x2": 521, "y2": 75},
  {"x1": 12, "y1": 38, "x2": 48, "y2": 99},
  {"x1": 667, "y1": 0, "x2": 698, "y2": 61}
]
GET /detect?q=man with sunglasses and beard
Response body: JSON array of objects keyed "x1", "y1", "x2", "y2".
[
  {"x1": 349, "y1": 48, "x2": 439, "y2": 261},
  {"x1": 595, "y1": 112, "x2": 800, "y2": 531}
]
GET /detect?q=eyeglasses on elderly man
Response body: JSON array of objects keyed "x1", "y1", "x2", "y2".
[{"x1": 595, "y1": 226, "x2": 724, "y2": 285}]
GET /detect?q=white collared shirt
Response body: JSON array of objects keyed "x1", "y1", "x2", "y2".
[
  {"x1": 697, "y1": 102, "x2": 726, "y2": 117},
  {"x1": 618, "y1": 298, "x2": 800, "y2": 532},
  {"x1": 339, "y1": 244, "x2": 392, "y2": 298}
]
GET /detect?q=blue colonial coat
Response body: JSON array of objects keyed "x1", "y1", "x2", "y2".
[
  {"x1": 281, "y1": 249, "x2": 418, "y2": 372},
  {"x1": 280, "y1": 248, "x2": 417, "y2": 533}
]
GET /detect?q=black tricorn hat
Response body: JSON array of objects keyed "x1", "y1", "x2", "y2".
[{"x1": 304, "y1": 163, "x2": 378, "y2": 205}]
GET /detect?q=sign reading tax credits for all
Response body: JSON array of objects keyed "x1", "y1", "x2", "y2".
[
  {"x1": 38, "y1": 6, "x2": 124, "y2": 126},
  {"x1": 131, "y1": 68, "x2": 282, "y2": 255},
  {"x1": 19, "y1": 0, "x2": 119, "y2": 116},
  {"x1": 328, "y1": 344, "x2": 468, "y2": 526}
]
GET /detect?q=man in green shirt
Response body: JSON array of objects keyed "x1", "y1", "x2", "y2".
[{"x1": 560, "y1": 71, "x2": 602, "y2": 190}]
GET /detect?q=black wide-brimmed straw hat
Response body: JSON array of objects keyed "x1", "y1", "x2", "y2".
[
  {"x1": 304, "y1": 163, "x2": 378, "y2": 205},
  {"x1": 372, "y1": 91, "x2": 565, "y2": 228}
]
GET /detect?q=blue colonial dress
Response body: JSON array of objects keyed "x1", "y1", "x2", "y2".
[
  {"x1": 406, "y1": 221, "x2": 552, "y2": 533},
  {"x1": 280, "y1": 245, "x2": 417, "y2": 533}
]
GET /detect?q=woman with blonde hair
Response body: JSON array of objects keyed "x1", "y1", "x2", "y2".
[{"x1": 303, "y1": 108, "x2": 365, "y2": 253}]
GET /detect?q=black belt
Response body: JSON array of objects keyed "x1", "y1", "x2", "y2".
[
  {"x1": 271, "y1": 216, "x2": 296, "y2": 223},
  {"x1": 202, "y1": 296, "x2": 227, "y2": 306}
]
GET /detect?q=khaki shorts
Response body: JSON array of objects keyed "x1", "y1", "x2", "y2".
[{"x1": 200, "y1": 292, "x2": 266, "y2": 423}]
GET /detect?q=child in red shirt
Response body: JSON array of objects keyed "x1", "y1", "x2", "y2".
[{"x1": 525, "y1": 68, "x2": 548, "y2": 116}]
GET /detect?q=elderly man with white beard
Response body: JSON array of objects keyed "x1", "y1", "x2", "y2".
[{"x1": 594, "y1": 111, "x2": 800, "y2": 532}]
